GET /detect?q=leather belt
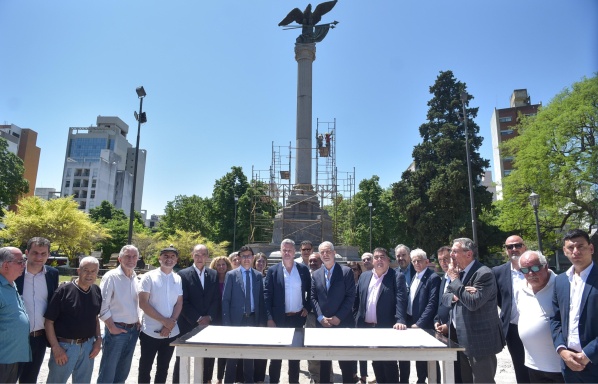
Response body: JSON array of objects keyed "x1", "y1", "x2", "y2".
[
  {"x1": 57, "y1": 337, "x2": 90, "y2": 345},
  {"x1": 364, "y1": 322, "x2": 377, "y2": 327},
  {"x1": 243, "y1": 312, "x2": 255, "y2": 318},
  {"x1": 114, "y1": 322, "x2": 137, "y2": 329},
  {"x1": 285, "y1": 311, "x2": 301, "y2": 316},
  {"x1": 30, "y1": 329, "x2": 45, "y2": 337}
]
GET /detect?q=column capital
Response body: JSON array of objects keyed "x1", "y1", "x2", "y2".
[{"x1": 295, "y1": 43, "x2": 316, "y2": 62}]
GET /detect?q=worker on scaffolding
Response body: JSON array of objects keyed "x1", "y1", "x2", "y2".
[
  {"x1": 317, "y1": 134, "x2": 323, "y2": 149},
  {"x1": 324, "y1": 133, "x2": 332, "y2": 148}
]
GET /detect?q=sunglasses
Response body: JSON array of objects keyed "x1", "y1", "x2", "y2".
[
  {"x1": 505, "y1": 243, "x2": 524, "y2": 250},
  {"x1": 520, "y1": 265, "x2": 543, "y2": 274}
]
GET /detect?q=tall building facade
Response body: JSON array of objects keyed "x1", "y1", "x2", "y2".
[
  {"x1": 0, "y1": 124, "x2": 41, "y2": 203},
  {"x1": 490, "y1": 89, "x2": 540, "y2": 199},
  {"x1": 61, "y1": 116, "x2": 146, "y2": 214}
]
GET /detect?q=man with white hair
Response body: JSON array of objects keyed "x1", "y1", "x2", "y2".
[
  {"x1": 514, "y1": 250, "x2": 563, "y2": 383},
  {"x1": 45, "y1": 256, "x2": 102, "y2": 383},
  {"x1": 361, "y1": 252, "x2": 374, "y2": 271}
]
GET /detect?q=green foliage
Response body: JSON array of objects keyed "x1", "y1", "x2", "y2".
[
  {"x1": 160, "y1": 195, "x2": 215, "y2": 238},
  {"x1": 210, "y1": 166, "x2": 249, "y2": 250},
  {"x1": 0, "y1": 196, "x2": 108, "y2": 262},
  {"x1": 496, "y1": 75, "x2": 598, "y2": 250},
  {"x1": 391, "y1": 70, "x2": 495, "y2": 256},
  {"x1": 0, "y1": 137, "x2": 29, "y2": 212}
]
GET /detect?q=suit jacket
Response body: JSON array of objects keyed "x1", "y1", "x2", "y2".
[
  {"x1": 408, "y1": 268, "x2": 440, "y2": 329},
  {"x1": 550, "y1": 264, "x2": 598, "y2": 368},
  {"x1": 354, "y1": 268, "x2": 407, "y2": 328},
  {"x1": 16, "y1": 265, "x2": 59, "y2": 301},
  {"x1": 222, "y1": 267, "x2": 266, "y2": 326},
  {"x1": 264, "y1": 261, "x2": 311, "y2": 325},
  {"x1": 311, "y1": 263, "x2": 355, "y2": 327},
  {"x1": 442, "y1": 260, "x2": 505, "y2": 357},
  {"x1": 397, "y1": 264, "x2": 416, "y2": 291},
  {"x1": 434, "y1": 275, "x2": 451, "y2": 325},
  {"x1": 492, "y1": 261, "x2": 517, "y2": 337},
  {"x1": 178, "y1": 266, "x2": 220, "y2": 335}
]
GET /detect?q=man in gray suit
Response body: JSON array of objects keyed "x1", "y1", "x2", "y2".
[
  {"x1": 443, "y1": 238, "x2": 505, "y2": 383},
  {"x1": 222, "y1": 245, "x2": 266, "y2": 383}
]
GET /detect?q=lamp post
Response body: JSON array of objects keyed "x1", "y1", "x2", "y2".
[
  {"x1": 460, "y1": 91, "x2": 478, "y2": 246},
  {"x1": 128, "y1": 86, "x2": 147, "y2": 245},
  {"x1": 233, "y1": 195, "x2": 239, "y2": 251},
  {"x1": 368, "y1": 201, "x2": 373, "y2": 252},
  {"x1": 529, "y1": 191, "x2": 543, "y2": 254}
]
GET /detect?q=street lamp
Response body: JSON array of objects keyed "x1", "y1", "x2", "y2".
[
  {"x1": 529, "y1": 191, "x2": 543, "y2": 254},
  {"x1": 128, "y1": 86, "x2": 147, "y2": 245},
  {"x1": 233, "y1": 195, "x2": 239, "y2": 251},
  {"x1": 460, "y1": 91, "x2": 478, "y2": 246},
  {"x1": 368, "y1": 202, "x2": 373, "y2": 252}
]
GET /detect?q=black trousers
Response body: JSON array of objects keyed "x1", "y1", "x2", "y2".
[
  {"x1": 224, "y1": 315, "x2": 257, "y2": 383},
  {"x1": 18, "y1": 333, "x2": 47, "y2": 383},
  {"x1": 138, "y1": 332, "x2": 177, "y2": 384},
  {"x1": 268, "y1": 313, "x2": 306, "y2": 383},
  {"x1": 506, "y1": 323, "x2": 530, "y2": 383},
  {"x1": 527, "y1": 367, "x2": 564, "y2": 383},
  {"x1": 372, "y1": 360, "x2": 399, "y2": 384},
  {"x1": 173, "y1": 356, "x2": 215, "y2": 383},
  {"x1": 320, "y1": 360, "x2": 354, "y2": 384},
  {"x1": 0, "y1": 363, "x2": 19, "y2": 384}
]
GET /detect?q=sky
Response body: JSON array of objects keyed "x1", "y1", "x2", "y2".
[{"x1": 2, "y1": 0, "x2": 596, "y2": 217}]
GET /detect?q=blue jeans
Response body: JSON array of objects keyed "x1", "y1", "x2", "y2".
[
  {"x1": 47, "y1": 338, "x2": 95, "y2": 384},
  {"x1": 98, "y1": 324, "x2": 139, "y2": 383}
]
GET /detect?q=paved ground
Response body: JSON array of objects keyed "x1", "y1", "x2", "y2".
[{"x1": 35, "y1": 333, "x2": 516, "y2": 383}]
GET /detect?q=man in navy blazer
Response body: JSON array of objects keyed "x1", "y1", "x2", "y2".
[
  {"x1": 443, "y1": 238, "x2": 505, "y2": 383},
  {"x1": 354, "y1": 247, "x2": 407, "y2": 383},
  {"x1": 550, "y1": 228, "x2": 598, "y2": 382},
  {"x1": 400, "y1": 248, "x2": 440, "y2": 383},
  {"x1": 15, "y1": 237, "x2": 59, "y2": 384},
  {"x1": 173, "y1": 244, "x2": 219, "y2": 383},
  {"x1": 492, "y1": 235, "x2": 530, "y2": 383},
  {"x1": 395, "y1": 244, "x2": 416, "y2": 289},
  {"x1": 265, "y1": 239, "x2": 311, "y2": 383},
  {"x1": 222, "y1": 245, "x2": 266, "y2": 383},
  {"x1": 311, "y1": 241, "x2": 355, "y2": 383}
]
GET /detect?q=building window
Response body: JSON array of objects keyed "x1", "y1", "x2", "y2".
[
  {"x1": 73, "y1": 180, "x2": 81, "y2": 188},
  {"x1": 499, "y1": 116, "x2": 512, "y2": 123},
  {"x1": 91, "y1": 179, "x2": 97, "y2": 188},
  {"x1": 504, "y1": 170, "x2": 512, "y2": 176},
  {"x1": 66, "y1": 169, "x2": 72, "y2": 177},
  {"x1": 92, "y1": 169, "x2": 98, "y2": 177},
  {"x1": 501, "y1": 129, "x2": 514, "y2": 135},
  {"x1": 524, "y1": 113, "x2": 536, "y2": 117},
  {"x1": 79, "y1": 201, "x2": 86, "y2": 210},
  {"x1": 65, "y1": 180, "x2": 70, "y2": 188},
  {"x1": 90, "y1": 190, "x2": 95, "y2": 199}
]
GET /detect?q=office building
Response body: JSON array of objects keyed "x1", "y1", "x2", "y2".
[
  {"x1": 61, "y1": 116, "x2": 146, "y2": 213},
  {"x1": 490, "y1": 89, "x2": 540, "y2": 199}
]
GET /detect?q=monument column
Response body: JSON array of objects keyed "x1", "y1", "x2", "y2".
[{"x1": 294, "y1": 42, "x2": 316, "y2": 191}]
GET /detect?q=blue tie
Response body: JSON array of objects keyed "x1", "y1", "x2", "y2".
[
  {"x1": 325, "y1": 268, "x2": 331, "y2": 290},
  {"x1": 244, "y1": 270, "x2": 251, "y2": 314}
]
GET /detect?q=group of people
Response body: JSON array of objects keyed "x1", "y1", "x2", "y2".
[{"x1": 0, "y1": 228, "x2": 595, "y2": 383}]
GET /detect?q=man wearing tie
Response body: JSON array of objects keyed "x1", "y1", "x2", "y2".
[
  {"x1": 311, "y1": 241, "x2": 355, "y2": 383},
  {"x1": 222, "y1": 245, "x2": 266, "y2": 383},
  {"x1": 265, "y1": 239, "x2": 311, "y2": 383},
  {"x1": 550, "y1": 228, "x2": 598, "y2": 382},
  {"x1": 354, "y1": 247, "x2": 407, "y2": 383},
  {"x1": 174, "y1": 244, "x2": 219, "y2": 383},
  {"x1": 400, "y1": 248, "x2": 440, "y2": 383}
]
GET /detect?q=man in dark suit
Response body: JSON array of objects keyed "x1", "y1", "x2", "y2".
[
  {"x1": 492, "y1": 235, "x2": 530, "y2": 383},
  {"x1": 443, "y1": 237, "x2": 505, "y2": 383},
  {"x1": 222, "y1": 245, "x2": 266, "y2": 383},
  {"x1": 265, "y1": 239, "x2": 311, "y2": 383},
  {"x1": 174, "y1": 244, "x2": 220, "y2": 383},
  {"x1": 395, "y1": 244, "x2": 415, "y2": 289},
  {"x1": 15, "y1": 237, "x2": 59, "y2": 384},
  {"x1": 550, "y1": 228, "x2": 598, "y2": 382},
  {"x1": 400, "y1": 248, "x2": 441, "y2": 383},
  {"x1": 311, "y1": 241, "x2": 355, "y2": 383},
  {"x1": 354, "y1": 247, "x2": 407, "y2": 383}
]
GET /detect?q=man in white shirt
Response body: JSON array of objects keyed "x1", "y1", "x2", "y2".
[
  {"x1": 138, "y1": 246, "x2": 183, "y2": 384},
  {"x1": 97, "y1": 245, "x2": 141, "y2": 383},
  {"x1": 514, "y1": 250, "x2": 564, "y2": 383}
]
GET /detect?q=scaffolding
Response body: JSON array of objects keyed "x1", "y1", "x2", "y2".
[{"x1": 250, "y1": 119, "x2": 355, "y2": 244}]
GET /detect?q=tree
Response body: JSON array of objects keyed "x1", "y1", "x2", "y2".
[
  {"x1": 210, "y1": 166, "x2": 249, "y2": 250},
  {"x1": 0, "y1": 137, "x2": 29, "y2": 212},
  {"x1": 160, "y1": 195, "x2": 215, "y2": 238},
  {"x1": 496, "y1": 75, "x2": 598, "y2": 249},
  {"x1": 391, "y1": 70, "x2": 495, "y2": 256},
  {"x1": 89, "y1": 200, "x2": 127, "y2": 223},
  {"x1": 0, "y1": 196, "x2": 107, "y2": 263},
  {"x1": 144, "y1": 229, "x2": 229, "y2": 267}
]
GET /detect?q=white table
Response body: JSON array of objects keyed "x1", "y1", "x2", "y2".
[{"x1": 173, "y1": 326, "x2": 463, "y2": 383}]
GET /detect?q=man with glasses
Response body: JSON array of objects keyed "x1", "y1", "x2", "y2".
[
  {"x1": 15, "y1": 237, "x2": 59, "y2": 383},
  {"x1": 492, "y1": 235, "x2": 530, "y2": 383},
  {"x1": 0, "y1": 247, "x2": 30, "y2": 383},
  {"x1": 295, "y1": 240, "x2": 313, "y2": 265},
  {"x1": 442, "y1": 238, "x2": 504, "y2": 383},
  {"x1": 551, "y1": 228, "x2": 598, "y2": 382},
  {"x1": 361, "y1": 252, "x2": 374, "y2": 271},
  {"x1": 355, "y1": 247, "x2": 407, "y2": 383},
  {"x1": 222, "y1": 245, "x2": 266, "y2": 383},
  {"x1": 514, "y1": 250, "x2": 563, "y2": 383}
]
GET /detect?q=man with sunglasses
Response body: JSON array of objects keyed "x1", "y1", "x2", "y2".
[
  {"x1": 492, "y1": 235, "x2": 530, "y2": 383},
  {"x1": 514, "y1": 250, "x2": 563, "y2": 382}
]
